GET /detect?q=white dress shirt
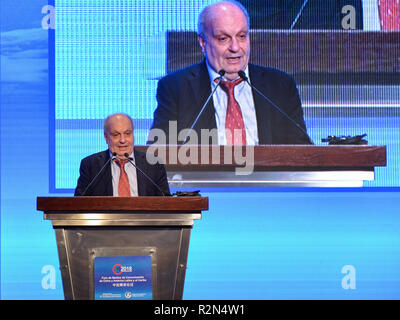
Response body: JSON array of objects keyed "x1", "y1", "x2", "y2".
[
  {"x1": 206, "y1": 61, "x2": 259, "y2": 145},
  {"x1": 110, "y1": 151, "x2": 139, "y2": 197}
]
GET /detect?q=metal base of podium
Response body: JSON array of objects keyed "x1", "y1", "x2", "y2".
[
  {"x1": 46, "y1": 210, "x2": 202, "y2": 300},
  {"x1": 54, "y1": 226, "x2": 192, "y2": 300}
]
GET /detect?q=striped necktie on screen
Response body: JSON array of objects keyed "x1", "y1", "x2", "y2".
[
  {"x1": 378, "y1": 0, "x2": 400, "y2": 30},
  {"x1": 220, "y1": 78, "x2": 247, "y2": 145}
]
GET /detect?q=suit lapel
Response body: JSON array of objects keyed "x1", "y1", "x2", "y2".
[
  {"x1": 186, "y1": 60, "x2": 217, "y2": 132},
  {"x1": 93, "y1": 150, "x2": 113, "y2": 196},
  {"x1": 184, "y1": 62, "x2": 276, "y2": 144},
  {"x1": 249, "y1": 64, "x2": 273, "y2": 144},
  {"x1": 134, "y1": 150, "x2": 146, "y2": 196}
]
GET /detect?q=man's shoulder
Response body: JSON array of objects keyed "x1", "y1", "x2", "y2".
[
  {"x1": 160, "y1": 61, "x2": 206, "y2": 82},
  {"x1": 133, "y1": 148, "x2": 146, "y2": 159},
  {"x1": 81, "y1": 150, "x2": 109, "y2": 163},
  {"x1": 134, "y1": 149, "x2": 164, "y2": 169}
]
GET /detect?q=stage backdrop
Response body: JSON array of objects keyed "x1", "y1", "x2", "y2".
[
  {"x1": 1, "y1": 0, "x2": 400, "y2": 299},
  {"x1": 51, "y1": 0, "x2": 399, "y2": 190}
]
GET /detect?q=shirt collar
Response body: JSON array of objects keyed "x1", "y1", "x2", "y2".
[
  {"x1": 109, "y1": 150, "x2": 135, "y2": 161},
  {"x1": 205, "y1": 59, "x2": 250, "y2": 85}
]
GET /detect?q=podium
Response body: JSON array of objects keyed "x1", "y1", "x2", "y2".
[
  {"x1": 37, "y1": 196, "x2": 208, "y2": 300},
  {"x1": 137, "y1": 145, "x2": 387, "y2": 187}
]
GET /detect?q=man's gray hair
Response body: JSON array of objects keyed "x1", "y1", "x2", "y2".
[
  {"x1": 104, "y1": 113, "x2": 134, "y2": 135},
  {"x1": 197, "y1": 0, "x2": 250, "y2": 38}
]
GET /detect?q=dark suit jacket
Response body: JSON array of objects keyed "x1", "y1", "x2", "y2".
[
  {"x1": 149, "y1": 60, "x2": 311, "y2": 145},
  {"x1": 74, "y1": 149, "x2": 170, "y2": 196}
]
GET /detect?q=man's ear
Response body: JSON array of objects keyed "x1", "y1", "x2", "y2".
[{"x1": 198, "y1": 35, "x2": 206, "y2": 54}]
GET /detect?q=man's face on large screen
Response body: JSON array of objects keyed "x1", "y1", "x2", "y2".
[{"x1": 199, "y1": 3, "x2": 250, "y2": 80}]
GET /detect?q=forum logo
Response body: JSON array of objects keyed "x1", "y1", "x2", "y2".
[{"x1": 112, "y1": 264, "x2": 133, "y2": 275}]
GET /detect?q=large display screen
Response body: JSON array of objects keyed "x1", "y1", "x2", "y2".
[{"x1": 51, "y1": 0, "x2": 400, "y2": 190}]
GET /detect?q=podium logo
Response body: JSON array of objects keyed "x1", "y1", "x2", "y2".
[{"x1": 112, "y1": 264, "x2": 133, "y2": 275}]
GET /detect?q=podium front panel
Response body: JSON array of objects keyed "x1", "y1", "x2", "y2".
[
  {"x1": 54, "y1": 225, "x2": 192, "y2": 300},
  {"x1": 37, "y1": 197, "x2": 208, "y2": 300}
]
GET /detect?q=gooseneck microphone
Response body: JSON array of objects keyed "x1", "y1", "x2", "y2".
[
  {"x1": 80, "y1": 152, "x2": 117, "y2": 196},
  {"x1": 123, "y1": 153, "x2": 167, "y2": 196},
  {"x1": 182, "y1": 69, "x2": 226, "y2": 144},
  {"x1": 238, "y1": 70, "x2": 313, "y2": 144}
]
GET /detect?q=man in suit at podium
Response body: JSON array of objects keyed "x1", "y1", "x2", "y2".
[
  {"x1": 149, "y1": 0, "x2": 312, "y2": 145},
  {"x1": 75, "y1": 113, "x2": 170, "y2": 197}
]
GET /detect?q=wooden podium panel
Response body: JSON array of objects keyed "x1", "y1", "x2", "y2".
[{"x1": 136, "y1": 145, "x2": 386, "y2": 187}]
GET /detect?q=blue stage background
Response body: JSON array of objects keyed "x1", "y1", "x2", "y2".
[{"x1": 1, "y1": 0, "x2": 400, "y2": 299}]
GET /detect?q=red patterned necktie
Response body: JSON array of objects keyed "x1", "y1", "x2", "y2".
[
  {"x1": 378, "y1": 0, "x2": 400, "y2": 30},
  {"x1": 219, "y1": 78, "x2": 247, "y2": 145},
  {"x1": 114, "y1": 159, "x2": 131, "y2": 197}
]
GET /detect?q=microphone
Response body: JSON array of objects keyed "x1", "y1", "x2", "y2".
[
  {"x1": 80, "y1": 152, "x2": 117, "y2": 196},
  {"x1": 123, "y1": 153, "x2": 167, "y2": 197},
  {"x1": 238, "y1": 70, "x2": 313, "y2": 144},
  {"x1": 182, "y1": 69, "x2": 226, "y2": 144}
]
